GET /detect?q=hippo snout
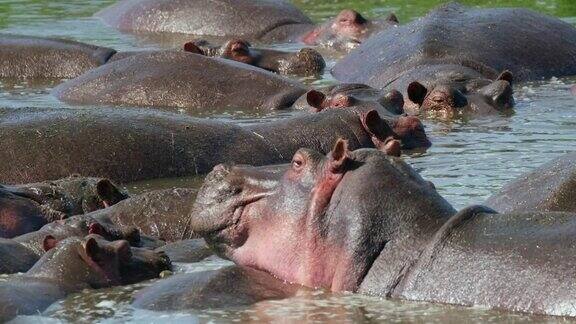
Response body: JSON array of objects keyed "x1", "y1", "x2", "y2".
[{"x1": 279, "y1": 48, "x2": 326, "y2": 76}]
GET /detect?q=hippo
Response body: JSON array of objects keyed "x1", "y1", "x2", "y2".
[
  {"x1": 190, "y1": 140, "x2": 576, "y2": 317},
  {"x1": 0, "y1": 105, "x2": 428, "y2": 184},
  {"x1": 0, "y1": 34, "x2": 116, "y2": 79},
  {"x1": 154, "y1": 239, "x2": 213, "y2": 263},
  {"x1": 0, "y1": 235, "x2": 170, "y2": 322},
  {"x1": 96, "y1": 0, "x2": 396, "y2": 52},
  {"x1": 332, "y1": 3, "x2": 576, "y2": 116},
  {"x1": 485, "y1": 152, "x2": 576, "y2": 213},
  {"x1": 133, "y1": 266, "x2": 302, "y2": 311},
  {"x1": 53, "y1": 51, "x2": 308, "y2": 112},
  {"x1": 0, "y1": 238, "x2": 41, "y2": 274},
  {"x1": 0, "y1": 176, "x2": 127, "y2": 238}
]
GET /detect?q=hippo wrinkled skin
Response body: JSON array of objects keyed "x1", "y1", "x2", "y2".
[
  {"x1": 0, "y1": 105, "x2": 429, "y2": 184},
  {"x1": 485, "y1": 152, "x2": 576, "y2": 213},
  {"x1": 333, "y1": 3, "x2": 576, "y2": 116},
  {"x1": 96, "y1": 0, "x2": 396, "y2": 51},
  {"x1": 0, "y1": 34, "x2": 116, "y2": 79},
  {"x1": 0, "y1": 235, "x2": 170, "y2": 322},
  {"x1": 53, "y1": 51, "x2": 308, "y2": 112},
  {"x1": 191, "y1": 141, "x2": 576, "y2": 317}
]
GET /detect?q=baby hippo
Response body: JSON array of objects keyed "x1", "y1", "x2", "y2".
[
  {"x1": 0, "y1": 175, "x2": 128, "y2": 238},
  {"x1": 0, "y1": 235, "x2": 170, "y2": 322},
  {"x1": 184, "y1": 39, "x2": 325, "y2": 76}
]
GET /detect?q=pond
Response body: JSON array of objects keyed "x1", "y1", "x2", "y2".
[{"x1": 1, "y1": 0, "x2": 575, "y2": 322}]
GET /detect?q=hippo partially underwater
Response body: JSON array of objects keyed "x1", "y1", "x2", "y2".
[
  {"x1": 184, "y1": 141, "x2": 576, "y2": 317},
  {"x1": 96, "y1": 0, "x2": 397, "y2": 51},
  {"x1": 333, "y1": 3, "x2": 576, "y2": 117}
]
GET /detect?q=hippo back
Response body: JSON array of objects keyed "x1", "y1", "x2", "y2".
[
  {"x1": 332, "y1": 3, "x2": 576, "y2": 87},
  {"x1": 0, "y1": 34, "x2": 116, "y2": 79},
  {"x1": 96, "y1": 0, "x2": 312, "y2": 39},
  {"x1": 485, "y1": 152, "x2": 576, "y2": 213}
]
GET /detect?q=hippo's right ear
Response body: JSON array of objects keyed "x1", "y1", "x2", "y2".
[
  {"x1": 497, "y1": 70, "x2": 513, "y2": 85},
  {"x1": 43, "y1": 235, "x2": 58, "y2": 252},
  {"x1": 97, "y1": 179, "x2": 128, "y2": 207},
  {"x1": 306, "y1": 90, "x2": 327, "y2": 112},
  {"x1": 386, "y1": 13, "x2": 399, "y2": 24},
  {"x1": 183, "y1": 42, "x2": 205, "y2": 55},
  {"x1": 407, "y1": 81, "x2": 428, "y2": 106},
  {"x1": 329, "y1": 139, "x2": 350, "y2": 172},
  {"x1": 84, "y1": 237, "x2": 101, "y2": 261}
]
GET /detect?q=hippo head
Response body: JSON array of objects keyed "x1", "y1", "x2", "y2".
[
  {"x1": 28, "y1": 236, "x2": 133, "y2": 288},
  {"x1": 302, "y1": 10, "x2": 398, "y2": 51},
  {"x1": 184, "y1": 39, "x2": 325, "y2": 76},
  {"x1": 406, "y1": 70, "x2": 514, "y2": 118},
  {"x1": 191, "y1": 139, "x2": 454, "y2": 291},
  {"x1": 61, "y1": 176, "x2": 129, "y2": 213}
]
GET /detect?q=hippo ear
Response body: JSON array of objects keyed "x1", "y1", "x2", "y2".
[
  {"x1": 183, "y1": 42, "x2": 205, "y2": 55},
  {"x1": 88, "y1": 222, "x2": 106, "y2": 236},
  {"x1": 382, "y1": 138, "x2": 402, "y2": 157},
  {"x1": 84, "y1": 237, "x2": 102, "y2": 262},
  {"x1": 383, "y1": 89, "x2": 405, "y2": 114},
  {"x1": 96, "y1": 179, "x2": 127, "y2": 207},
  {"x1": 43, "y1": 235, "x2": 58, "y2": 252},
  {"x1": 386, "y1": 13, "x2": 399, "y2": 24},
  {"x1": 497, "y1": 70, "x2": 513, "y2": 85},
  {"x1": 306, "y1": 90, "x2": 327, "y2": 112},
  {"x1": 361, "y1": 110, "x2": 394, "y2": 139},
  {"x1": 407, "y1": 82, "x2": 428, "y2": 106},
  {"x1": 329, "y1": 139, "x2": 350, "y2": 172}
]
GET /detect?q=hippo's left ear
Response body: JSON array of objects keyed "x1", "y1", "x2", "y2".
[
  {"x1": 497, "y1": 70, "x2": 513, "y2": 85},
  {"x1": 306, "y1": 90, "x2": 327, "y2": 112},
  {"x1": 43, "y1": 235, "x2": 58, "y2": 252},
  {"x1": 386, "y1": 13, "x2": 399, "y2": 24},
  {"x1": 96, "y1": 179, "x2": 128, "y2": 207},
  {"x1": 407, "y1": 81, "x2": 428, "y2": 106},
  {"x1": 84, "y1": 237, "x2": 102, "y2": 262},
  {"x1": 329, "y1": 139, "x2": 351, "y2": 172},
  {"x1": 361, "y1": 110, "x2": 402, "y2": 156},
  {"x1": 382, "y1": 89, "x2": 405, "y2": 114},
  {"x1": 183, "y1": 42, "x2": 205, "y2": 55}
]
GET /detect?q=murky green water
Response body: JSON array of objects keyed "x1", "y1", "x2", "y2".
[{"x1": 1, "y1": 0, "x2": 576, "y2": 323}]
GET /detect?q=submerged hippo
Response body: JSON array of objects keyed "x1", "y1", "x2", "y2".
[
  {"x1": 333, "y1": 3, "x2": 576, "y2": 116},
  {"x1": 0, "y1": 176, "x2": 127, "y2": 238},
  {"x1": 486, "y1": 152, "x2": 576, "y2": 213},
  {"x1": 96, "y1": 0, "x2": 396, "y2": 51},
  {"x1": 0, "y1": 105, "x2": 428, "y2": 184},
  {"x1": 0, "y1": 34, "x2": 116, "y2": 79},
  {"x1": 0, "y1": 235, "x2": 170, "y2": 322},
  {"x1": 53, "y1": 51, "x2": 308, "y2": 112},
  {"x1": 190, "y1": 140, "x2": 576, "y2": 317}
]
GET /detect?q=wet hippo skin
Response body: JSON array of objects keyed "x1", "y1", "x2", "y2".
[
  {"x1": 191, "y1": 141, "x2": 576, "y2": 317},
  {"x1": 485, "y1": 152, "x2": 576, "y2": 213},
  {"x1": 0, "y1": 105, "x2": 426, "y2": 184},
  {"x1": 52, "y1": 51, "x2": 308, "y2": 112},
  {"x1": 0, "y1": 34, "x2": 116, "y2": 79}
]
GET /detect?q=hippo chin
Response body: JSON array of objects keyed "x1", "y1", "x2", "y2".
[
  {"x1": 192, "y1": 141, "x2": 576, "y2": 317},
  {"x1": 96, "y1": 0, "x2": 395, "y2": 52},
  {"x1": 332, "y1": 2, "x2": 576, "y2": 117}
]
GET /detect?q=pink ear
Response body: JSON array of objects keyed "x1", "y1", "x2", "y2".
[
  {"x1": 88, "y1": 222, "x2": 105, "y2": 236},
  {"x1": 329, "y1": 139, "x2": 350, "y2": 172},
  {"x1": 306, "y1": 90, "x2": 327, "y2": 112},
  {"x1": 43, "y1": 235, "x2": 58, "y2": 252}
]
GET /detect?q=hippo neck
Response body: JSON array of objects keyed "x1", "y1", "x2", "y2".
[{"x1": 258, "y1": 22, "x2": 315, "y2": 43}]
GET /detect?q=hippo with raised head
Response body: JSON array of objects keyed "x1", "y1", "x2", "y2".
[
  {"x1": 0, "y1": 235, "x2": 170, "y2": 322},
  {"x1": 333, "y1": 2, "x2": 576, "y2": 116},
  {"x1": 96, "y1": 0, "x2": 396, "y2": 52},
  {"x1": 53, "y1": 51, "x2": 308, "y2": 112},
  {"x1": 0, "y1": 105, "x2": 428, "y2": 184},
  {"x1": 0, "y1": 176, "x2": 127, "y2": 238},
  {"x1": 485, "y1": 152, "x2": 576, "y2": 213},
  {"x1": 0, "y1": 34, "x2": 116, "y2": 79},
  {"x1": 190, "y1": 140, "x2": 576, "y2": 317}
]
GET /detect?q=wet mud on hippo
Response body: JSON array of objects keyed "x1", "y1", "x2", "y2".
[
  {"x1": 96, "y1": 0, "x2": 396, "y2": 52},
  {"x1": 485, "y1": 152, "x2": 576, "y2": 213},
  {"x1": 190, "y1": 141, "x2": 576, "y2": 317},
  {"x1": 0, "y1": 105, "x2": 428, "y2": 184},
  {"x1": 0, "y1": 34, "x2": 116, "y2": 79},
  {"x1": 53, "y1": 51, "x2": 308, "y2": 112},
  {"x1": 333, "y1": 3, "x2": 576, "y2": 116}
]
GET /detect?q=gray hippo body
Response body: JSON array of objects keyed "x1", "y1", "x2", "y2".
[
  {"x1": 0, "y1": 238, "x2": 40, "y2": 273},
  {"x1": 485, "y1": 152, "x2": 576, "y2": 213},
  {"x1": 190, "y1": 141, "x2": 576, "y2": 317},
  {"x1": 53, "y1": 51, "x2": 308, "y2": 112},
  {"x1": 0, "y1": 105, "x2": 424, "y2": 184},
  {"x1": 0, "y1": 34, "x2": 116, "y2": 79},
  {"x1": 155, "y1": 239, "x2": 213, "y2": 263}
]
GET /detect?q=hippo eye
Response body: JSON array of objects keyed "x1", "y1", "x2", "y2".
[{"x1": 291, "y1": 154, "x2": 306, "y2": 171}]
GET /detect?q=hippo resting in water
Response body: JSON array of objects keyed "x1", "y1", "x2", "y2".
[
  {"x1": 0, "y1": 235, "x2": 170, "y2": 322},
  {"x1": 53, "y1": 51, "x2": 308, "y2": 112},
  {"x1": 0, "y1": 176, "x2": 127, "y2": 238},
  {"x1": 333, "y1": 3, "x2": 576, "y2": 117},
  {"x1": 0, "y1": 104, "x2": 428, "y2": 184},
  {"x1": 189, "y1": 140, "x2": 576, "y2": 317},
  {"x1": 485, "y1": 152, "x2": 576, "y2": 213},
  {"x1": 0, "y1": 34, "x2": 116, "y2": 79},
  {"x1": 96, "y1": 0, "x2": 397, "y2": 52}
]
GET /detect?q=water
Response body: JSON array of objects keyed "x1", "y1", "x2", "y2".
[{"x1": 1, "y1": 0, "x2": 575, "y2": 322}]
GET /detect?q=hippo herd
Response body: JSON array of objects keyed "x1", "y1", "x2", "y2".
[{"x1": 1, "y1": 0, "x2": 576, "y2": 321}]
